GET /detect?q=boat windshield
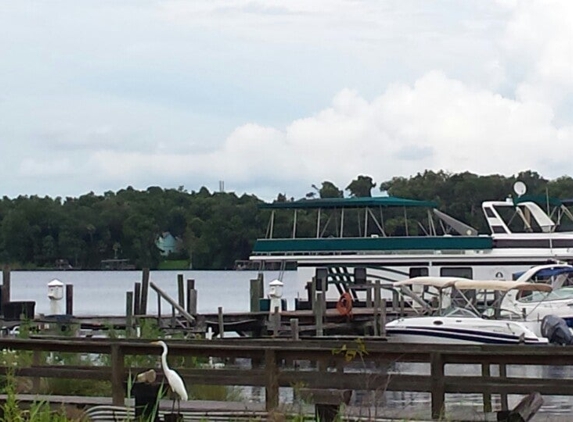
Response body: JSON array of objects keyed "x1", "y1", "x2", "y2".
[
  {"x1": 518, "y1": 287, "x2": 573, "y2": 303},
  {"x1": 442, "y1": 307, "x2": 480, "y2": 318}
]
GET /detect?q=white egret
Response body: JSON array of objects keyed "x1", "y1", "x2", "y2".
[{"x1": 151, "y1": 340, "x2": 188, "y2": 413}]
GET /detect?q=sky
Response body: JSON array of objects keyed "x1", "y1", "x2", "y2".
[{"x1": 1, "y1": 0, "x2": 572, "y2": 201}]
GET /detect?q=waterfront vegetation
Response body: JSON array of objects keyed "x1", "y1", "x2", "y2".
[{"x1": 1, "y1": 170, "x2": 573, "y2": 271}]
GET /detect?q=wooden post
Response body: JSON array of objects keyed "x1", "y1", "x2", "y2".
[
  {"x1": 380, "y1": 296, "x2": 387, "y2": 337},
  {"x1": 218, "y1": 306, "x2": 224, "y2": 339},
  {"x1": 500, "y1": 363, "x2": 508, "y2": 411},
  {"x1": 149, "y1": 282, "x2": 195, "y2": 324},
  {"x1": 250, "y1": 278, "x2": 264, "y2": 312},
  {"x1": 374, "y1": 281, "x2": 381, "y2": 336},
  {"x1": 482, "y1": 363, "x2": 492, "y2": 413},
  {"x1": 125, "y1": 291, "x2": 133, "y2": 338},
  {"x1": 310, "y1": 277, "x2": 317, "y2": 311},
  {"x1": 315, "y1": 292, "x2": 324, "y2": 337},
  {"x1": 171, "y1": 306, "x2": 176, "y2": 329},
  {"x1": 177, "y1": 274, "x2": 185, "y2": 309},
  {"x1": 157, "y1": 292, "x2": 162, "y2": 328},
  {"x1": 272, "y1": 307, "x2": 280, "y2": 337},
  {"x1": 140, "y1": 268, "x2": 150, "y2": 315},
  {"x1": 290, "y1": 318, "x2": 299, "y2": 341},
  {"x1": 430, "y1": 352, "x2": 445, "y2": 420},
  {"x1": 366, "y1": 281, "x2": 373, "y2": 308},
  {"x1": 1, "y1": 266, "x2": 10, "y2": 309},
  {"x1": 65, "y1": 284, "x2": 74, "y2": 315},
  {"x1": 32, "y1": 350, "x2": 41, "y2": 393},
  {"x1": 264, "y1": 349, "x2": 279, "y2": 412},
  {"x1": 186, "y1": 279, "x2": 197, "y2": 314},
  {"x1": 134, "y1": 282, "x2": 141, "y2": 315},
  {"x1": 110, "y1": 344, "x2": 126, "y2": 406}
]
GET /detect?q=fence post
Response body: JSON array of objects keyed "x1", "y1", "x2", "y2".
[
  {"x1": 265, "y1": 349, "x2": 279, "y2": 412},
  {"x1": 430, "y1": 352, "x2": 445, "y2": 420},
  {"x1": 482, "y1": 363, "x2": 492, "y2": 412},
  {"x1": 111, "y1": 344, "x2": 126, "y2": 406}
]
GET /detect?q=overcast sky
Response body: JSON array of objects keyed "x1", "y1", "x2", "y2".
[{"x1": 1, "y1": 0, "x2": 572, "y2": 200}]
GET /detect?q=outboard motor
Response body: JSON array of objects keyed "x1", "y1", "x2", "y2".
[{"x1": 541, "y1": 314, "x2": 573, "y2": 345}]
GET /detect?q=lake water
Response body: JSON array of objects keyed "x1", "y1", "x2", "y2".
[
  {"x1": 6, "y1": 270, "x2": 573, "y2": 417},
  {"x1": 8, "y1": 270, "x2": 299, "y2": 315}
]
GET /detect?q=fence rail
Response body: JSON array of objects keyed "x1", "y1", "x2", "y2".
[{"x1": 0, "y1": 338, "x2": 572, "y2": 419}]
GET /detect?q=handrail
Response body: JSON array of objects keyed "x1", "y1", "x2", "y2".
[{"x1": 0, "y1": 338, "x2": 571, "y2": 420}]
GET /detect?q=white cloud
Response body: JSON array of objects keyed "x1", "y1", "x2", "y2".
[{"x1": 87, "y1": 71, "x2": 572, "y2": 199}]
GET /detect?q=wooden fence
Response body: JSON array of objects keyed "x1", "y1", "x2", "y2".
[{"x1": 1, "y1": 338, "x2": 573, "y2": 419}]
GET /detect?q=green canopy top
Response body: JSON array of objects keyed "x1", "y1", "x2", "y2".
[{"x1": 259, "y1": 196, "x2": 438, "y2": 210}]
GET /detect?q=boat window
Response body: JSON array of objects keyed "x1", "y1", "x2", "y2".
[
  {"x1": 409, "y1": 267, "x2": 429, "y2": 278},
  {"x1": 442, "y1": 307, "x2": 479, "y2": 318},
  {"x1": 518, "y1": 287, "x2": 573, "y2": 303},
  {"x1": 440, "y1": 267, "x2": 472, "y2": 278}
]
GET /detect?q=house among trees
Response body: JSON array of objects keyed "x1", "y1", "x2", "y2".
[{"x1": 155, "y1": 232, "x2": 182, "y2": 257}]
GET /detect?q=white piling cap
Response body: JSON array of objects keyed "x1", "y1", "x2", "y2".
[
  {"x1": 48, "y1": 279, "x2": 64, "y2": 287},
  {"x1": 269, "y1": 279, "x2": 283, "y2": 286}
]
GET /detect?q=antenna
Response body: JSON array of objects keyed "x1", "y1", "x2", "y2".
[{"x1": 513, "y1": 181, "x2": 527, "y2": 197}]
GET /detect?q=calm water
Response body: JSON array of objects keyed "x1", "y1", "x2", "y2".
[
  {"x1": 7, "y1": 270, "x2": 573, "y2": 417},
  {"x1": 8, "y1": 270, "x2": 299, "y2": 315}
]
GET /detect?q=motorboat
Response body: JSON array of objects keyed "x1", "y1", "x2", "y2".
[{"x1": 385, "y1": 277, "x2": 550, "y2": 345}]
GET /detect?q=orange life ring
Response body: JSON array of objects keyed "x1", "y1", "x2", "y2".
[{"x1": 336, "y1": 292, "x2": 353, "y2": 317}]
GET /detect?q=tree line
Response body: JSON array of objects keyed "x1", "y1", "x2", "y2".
[{"x1": 1, "y1": 170, "x2": 573, "y2": 270}]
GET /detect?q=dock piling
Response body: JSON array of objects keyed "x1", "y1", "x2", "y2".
[
  {"x1": 125, "y1": 291, "x2": 133, "y2": 338},
  {"x1": 1, "y1": 266, "x2": 10, "y2": 309},
  {"x1": 218, "y1": 306, "x2": 224, "y2": 339},
  {"x1": 134, "y1": 282, "x2": 141, "y2": 315},
  {"x1": 65, "y1": 284, "x2": 74, "y2": 315},
  {"x1": 140, "y1": 268, "x2": 150, "y2": 315},
  {"x1": 186, "y1": 279, "x2": 197, "y2": 315},
  {"x1": 177, "y1": 274, "x2": 185, "y2": 308},
  {"x1": 250, "y1": 276, "x2": 264, "y2": 312}
]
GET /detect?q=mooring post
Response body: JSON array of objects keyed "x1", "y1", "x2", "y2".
[
  {"x1": 315, "y1": 292, "x2": 324, "y2": 336},
  {"x1": 482, "y1": 363, "x2": 492, "y2": 412},
  {"x1": 264, "y1": 349, "x2": 279, "y2": 412},
  {"x1": 218, "y1": 306, "x2": 225, "y2": 339},
  {"x1": 111, "y1": 344, "x2": 126, "y2": 406},
  {"x1": 2, "y1": 266, "x2": 11, "y2": 310},
  {"x1": 272, "y1": 306, "x2": 280, "y2": 337},
  {"x1": 157, "y1": 292, "x2": 162, "y2": 328},
  {"x1": 177, "y1": 274, "x2": 185, "y2": 309},
  {"x1": 290, "y1": 318, "x2": 300, "y2": 341},
  {"x1": 65, "y1": 284, "x2": 74, "y2": 315},
  {"x1": 186, "y1": 279, "x2": 197, "y2": 315},
  {"x1": 134, "y1": 282, "x2": 141, "y2": 315},
  {"x1": 430, "y1": 352, "x2": 445, "y2": 420},
  {"x1": 140, "y1": 268, "x2": 150, "y2": 315},
  {"x1": 250, "y1": 278, "x2": 264, "y2": 312},
  {"x1": 380, "y1": 294, "x2": 387, "y2": 337},
  {"x1": 125, "y1": 291, "x2": 133, "y2": 338},
  {"x1": 374, "y1": 281, "x2": 382, "y2": 336}
]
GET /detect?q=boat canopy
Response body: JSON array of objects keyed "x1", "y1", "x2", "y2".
[
  {"x1": 453, "y1": 280, "x2": 552, "y2": 292},
  {"x1": 395, "y1": 277, "x2": 552, "y2": 292},
  {"x1": 259, "y1": 196, "x2": 438, "y2": 210},
  {"x1": 394, "y1": 276, "x2": 466, "y2": 289}
]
